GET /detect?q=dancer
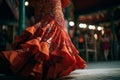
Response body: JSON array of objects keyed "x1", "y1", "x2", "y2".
[
  {"x1": 102, "y1": 34, "x2": 110, "y2": 61},
  {"x1": 0, "y1": 0, "x2": 86, "y2": 80}
]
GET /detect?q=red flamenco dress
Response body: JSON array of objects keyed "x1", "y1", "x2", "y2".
[{"x1": 0, "y1": 0, "x2": 86, "y2": 80}]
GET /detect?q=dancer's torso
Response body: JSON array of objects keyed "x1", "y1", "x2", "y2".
[{"x1": 35, "y1": 0, "x2": 65, "y2": 26}]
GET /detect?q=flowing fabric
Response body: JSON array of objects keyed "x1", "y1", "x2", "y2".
[
  {"x1": 0, "y1": 0, "x2": 86, "y2": 80},
  {"x1": 61, "y1": 0, "x2": 70, "y2": 8}
]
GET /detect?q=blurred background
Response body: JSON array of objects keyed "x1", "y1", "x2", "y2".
[{"x1": 0, "y1": 0, "x2": 120, "y2": 62}]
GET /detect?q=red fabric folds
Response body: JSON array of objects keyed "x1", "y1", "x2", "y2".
[
  {"x1": 1, "y1": 15, "x2": 86, "y2": 80},
  {"x1": 61, "y1": 0, "x2": 70, "y2": 8},
  {"x1": 0, "y1": 0, "x2": 87, "y2": 79}
]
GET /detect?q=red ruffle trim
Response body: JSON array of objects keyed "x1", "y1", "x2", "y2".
[{"x1": 61, "y1": 0, "x2": 70, "y2": 8}]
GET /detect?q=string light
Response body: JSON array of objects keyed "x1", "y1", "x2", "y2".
[
  {"x1": 97, "y1": 26, "x2": 103, "y2": 31},
  {"x1": 88, "y1": 25, "x2": 95, "y2": 30},
  {"x1": 25, "y1": 1, "x2": 29, "y2": 6},
  {"x1": 69, "y1": 21, "x2": 75, "y2": 26},
  {"x1": 79, "y1": 23, "x2": 87, "y2": 28}
]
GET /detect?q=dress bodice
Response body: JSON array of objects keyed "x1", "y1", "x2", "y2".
[{"x1": 35, "y1": 0, "x2": 65, "y2": 27}]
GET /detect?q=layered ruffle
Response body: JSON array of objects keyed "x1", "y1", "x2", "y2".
[{"x1": 2, "y1": 15, "x2": 86, "y2": 80}]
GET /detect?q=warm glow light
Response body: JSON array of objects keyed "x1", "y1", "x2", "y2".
[
  {"x1": 88, "y1": 25, "x2": 95, "y2": 30},
  {"x1": 101, "y1": 30, "x2": 104, "y2": 35},
  {"x1": 25, "y1": 1, "x2": 29, "y2": 6},
  {"x1": 69, "y1": 21, "x2": 75, "y2": 26},
  {"x1": 94, "y1": 34, "x2": 98, "y2": 40},
  {"x1": 97, "y1": 26, "x2": 103, "y2": 31},
  {"x1": 79, "y1": 23, "x2": 87, "y2": 28}
]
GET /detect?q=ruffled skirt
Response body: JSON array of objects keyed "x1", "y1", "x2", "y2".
[{"x1": 0, "y1": 15, "x2": 86, "y2": 80}]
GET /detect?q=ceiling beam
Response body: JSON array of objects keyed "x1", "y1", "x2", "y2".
[{"x1": 73, "y1": 0, "x2": 120, "y2": 15}]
